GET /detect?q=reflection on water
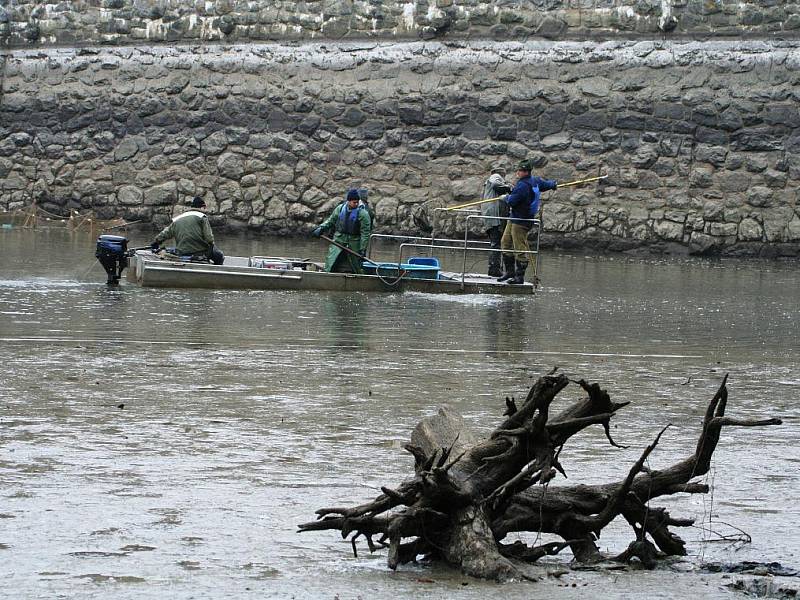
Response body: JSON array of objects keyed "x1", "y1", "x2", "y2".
[{"x1": 0, "y1": 229, "x2": 798, "y2": 599}]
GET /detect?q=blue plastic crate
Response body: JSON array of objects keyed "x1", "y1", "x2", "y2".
[
  {"x1": 407, "y1": 256, "x2": 440, "y2": 268},
  {"x1": 363, "y1": 260, "x2": 439, "y2": 280}
]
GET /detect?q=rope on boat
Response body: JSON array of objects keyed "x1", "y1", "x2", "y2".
[{"x1": 366, "y1": 262, "x2": 410, "y2": 287}]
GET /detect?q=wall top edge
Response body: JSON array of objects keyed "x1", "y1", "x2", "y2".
[{"x1": 3, "y1": 38, "x2": 800, "y2": 59}]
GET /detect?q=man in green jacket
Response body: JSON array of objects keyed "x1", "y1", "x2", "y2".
[
  {"x1": 312, "y1": 189, "x2": 372, "y2": 273},
  {"x1": 151, "y1": 197, "x2": 224, "y2": 264}
]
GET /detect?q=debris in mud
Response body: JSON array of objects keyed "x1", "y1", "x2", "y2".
[
  {"x1": 299, "y1": 371, "x2": 783, "y2": 581},
  {"x1": 75, "y1": 574, "x2": 146, "y2": 583},
  {"x1": 726, "y1": 577, "x2": 800, "y2": 598},
  {"x1": 119, "y1": 544, "x2": 156, "y2": 552},
  {"x1": 69, "y1": 551, "x2": 129, "y2": 558},
  {"x1": 705, "y1": 562, "x2": 799, "y2": 577}
]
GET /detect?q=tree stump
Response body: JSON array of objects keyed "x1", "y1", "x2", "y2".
[{"x1": 298, "y1": 371, "x2": 782, "y2": 581}]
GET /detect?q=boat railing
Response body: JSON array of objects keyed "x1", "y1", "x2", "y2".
[
  {"x1": 429, "y1": 208, "x2": 540, "y2": 286},
  {"x1": 368, "y1": 232, "x2": 490, "y2": 253},
  {"x1": 367, "y1": 210, "x2": 541, "y2": 288},
  {"x1": 460, "y1": 213, "x2": 542, "y2": 285}
]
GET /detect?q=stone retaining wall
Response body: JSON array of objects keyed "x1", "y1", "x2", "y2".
[
  {"x1": 2, "y1": 40, "x2": 800, "y2": 256},
  {"x1": 1, "y1": 1, "x2": 799, "y2": 48}
]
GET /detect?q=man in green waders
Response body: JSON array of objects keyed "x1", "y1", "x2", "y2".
[{"x1": 311, "y1": 189, "x2": 373, "y2": 273}]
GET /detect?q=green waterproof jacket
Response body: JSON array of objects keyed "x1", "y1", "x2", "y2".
[
  {"x1": 153, "y1": 210, "x2": 215, "y2": 256},
  {"x1": 318, "y1": 202, "x2": 372, "y2": 273}
]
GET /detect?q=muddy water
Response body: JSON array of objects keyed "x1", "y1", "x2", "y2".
[{"x1": 1, "y1": 228, "x2": 798, "y2": 599}]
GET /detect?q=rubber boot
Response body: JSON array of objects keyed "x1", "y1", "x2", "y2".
[
  {"x1": 508, "y1": 261, "x2": 528, "y2": 285},
  {"x1": 487, "y1": 253, "x2": 502, "y2": 278},
  {"x1": 497, "y1": 255, "x2": 516, "y2": 282},
  {"x1": 487, "y1": 235, "x2": 502, "y2": 277}
]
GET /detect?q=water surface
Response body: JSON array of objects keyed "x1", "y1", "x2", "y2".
[{"x1": 1, "y1": 228, "x2": 798, "y2": 599}]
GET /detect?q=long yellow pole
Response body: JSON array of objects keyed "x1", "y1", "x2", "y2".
[
  {"x1": 555, "y1": 174, "x2": 608, "y2": 188},
  {"x1": 442, "y1": 174, "x2": 607, "y2": 211},
  {"x1": 443, "y1": 195, "x2": 505, "y2": 212}
]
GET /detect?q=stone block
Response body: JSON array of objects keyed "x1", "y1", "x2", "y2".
[
  {"x1": 763, "y1": 169, "x2": 788, "y2": 188},
  {"x1": 717, "y1": 172, "x2": 750, "y2": 193},
  {"x1": 732, "y1": 128, "x2": 784, "y2": 151},
  {"x1": 201, "y1": 131, "x2": 229, "y2": 155},
  {"x1": 651, "y1": 158, "x2": 676, "y2": 177},
  {"x1": 689, "y1": 232, "x2": 717, "y2": 253},
  {"x1": 338, "y1": 107, "x2": 367, "y2": 127},
  {"x1": 718, "y1": 107, "x2": 744, "y2": 131},
  {"x1": 614, "y1": 113, "x2": 647, "y2": 130},
  {"x1": 631, "y1": 145, "x2": 658, "y2": 168},
  {"x1": 118, "y1": 185, "x2": 143, "y2": 206},
  {"x1": 144, "y1": 182, "x2": 177, "y2": 206},
  {"x1": 708, "y1": 222, "x2": 738, "y2": 237},
  {"x1": 664, "y1": 208, "x2": 689, "y2": 223},
  {"x1": 177, "y1": 179, "x2": 195, "y2": 195},
  {"x1": 742, "y1": 155, "x2": 768, "y2": 173},
  {"x1": 543, "y1": 202, "x2": 574, "y2": 232},
  {"x1": 205, "y1": 166, "x2": 239, "y2": 198},
  {"x1": 625, "y1": 205, "x2": 649, "y2": 225},
  {"x1": 114, "y1": 137, "x2": 141, "y2": 161},
  {"x1": 654, "y1": 219, "x2": 685, "y2": 241},
  {"x1": 701, "y1": 198, "x2": 724, "y2": 220},
  {"x1": 738, "y1": 217, "x2": 764, "y2": 241},
  {"x1": 695, "y1": 127, "x2": 728, "y2": 146},
  {"x1": 261, "y1": 197, "x2": 287, "y2": 220},
  {"x1": 398, "y1": 104, "x2": 425, "y2": 125},
  {"x1": 787, "y1": 215, "x2": 800, "y2": 241},
  {"x1": 763, "y1": 207, "x2": 795, "y2": 242},
  {"x1": 690, "y1": 166, "x2": 714, "y2": 188},
  {"x1": 762, "y1": 104, "x2": 800, "y2": 128},
  {"x1": 1, "y1": 174, "x2": 26, "y2": 191},
  {"x1": 626, "y1": 223, "x2": 651, "y2": 241},
  {"x1": 687, "y1": 213, "x2": 706, "y2": 231},
  {"x1": 541, "y1": 133, "x2": 571, "y2": 151},
  {"x1": 695, "y1": 144, "x2": 728, "y2": 167},
  {"x1": 569, "y1": 111, "x2": 608, "y2": 131},
  {"x1": 636, "y1": 172, "x2": 660, "y2": 190},
  {"x1": 217, "y1": 152, "x2": 245, "y2": 180}
]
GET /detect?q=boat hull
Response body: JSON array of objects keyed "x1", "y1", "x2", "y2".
[{"x1": 126, "y1": 252, "x2": 534, "y2": 295}]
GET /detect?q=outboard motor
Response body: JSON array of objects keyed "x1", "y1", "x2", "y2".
[{"x1": 95, "y1": 234, "x2": 129, "y2": 284}]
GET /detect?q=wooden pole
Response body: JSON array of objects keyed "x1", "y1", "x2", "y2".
[
  {"x1": 442, "y1": 195, "x2": 503, "y2": 212},
  {"x1": 442, "y1": 175, "x2": 608, "y2": 211},
  {"x1": 319, "y1": 234, "x2": 375, "y2": 265},
  {"x1": 555, "y1": 174, "x2": 608, "y2": 188}
]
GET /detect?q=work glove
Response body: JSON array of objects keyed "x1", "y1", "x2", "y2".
[
  {"x1": 311, "y1": 227, "x2": 322, "y2": 238},
  {"x1": 499, "y1": 194, "x2": 509, "y2": 203},
  {"x1": 553, "y1": 181, "x2": 558, "y2": 190},
  {"x1": 496, "y1": 184, "x2": 513, "y2": 195}
]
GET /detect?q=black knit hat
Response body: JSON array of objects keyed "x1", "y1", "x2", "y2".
[{"x1": 190, "y1": 196, "x2": 206, "y2": 208}]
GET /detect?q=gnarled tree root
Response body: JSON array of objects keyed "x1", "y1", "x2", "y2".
[{"x1": 298, "y1": 371, "x2": 781, "y2": 581}]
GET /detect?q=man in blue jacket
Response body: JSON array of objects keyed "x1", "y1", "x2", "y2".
[{"x1": 498, "y1": 159, "x2": 557, "y2": 284}]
